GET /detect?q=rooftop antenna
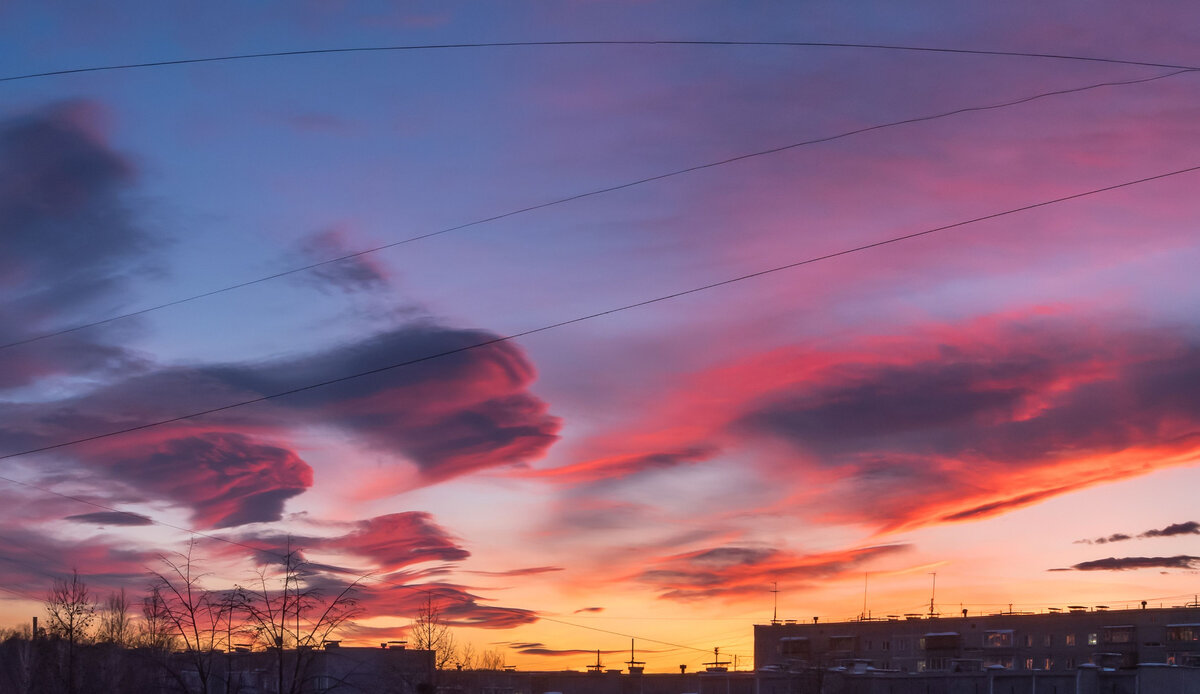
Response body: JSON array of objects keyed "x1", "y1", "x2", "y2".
[
  {"x1": 771, "y1": 582, "x2": 780, "y2": 625},
  {"x1": 625, "y1": 638, "x2": 645, "y2": 674},
  {"x1": 862, "y1": 572, "x2": 869, "y2": 620},
  {"x1": 587, "y1": 649, "x2": 604, "y2": 673},
  {"x1": 928, "y1": 572, "x2": 938, "y2": 618},
  {"x1": 703, "y1": 646, "x2": 730, "y2": 672}
]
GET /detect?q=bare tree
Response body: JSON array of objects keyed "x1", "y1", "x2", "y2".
[
  {"x1": 0, "y1": 623, "x2": 36, "y2": 694},
  {"x1": 455, "y1": 640, "x2": 477, "y2": 670},
  {"x1": 96, "y1": 588, "x2": 133, "y2": 646},
  {"x1": 150, "y1": 541, "x2": 237, "y2": 694},
  {"x1": 478, "y1": 648, "x2": 506, "y2": 671},
  {"x1": 137, "y1": 585, "x2": 179, "y2": 651},
  {"x1": 240, "y1": 542, "x2": 361, "y2": 694},
  {"x1": 44, "y1": 570, "x2": 95, "y2": 694},
  {"x1": 409, "y1": 594, "x2": 457, "y2": 670}
]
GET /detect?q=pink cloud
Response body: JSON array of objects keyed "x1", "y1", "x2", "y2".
[
  {"x1": 85, "y1": 431, "x2": 313, "y2": 529},
  {"x1": 537, "y1": 310, "x2": 1200, "y2": 535},
  {"x1": 634, "y1": 544, "x2": 910, "y2": 601},
  {"x1": 0, "y1": 323, "x2": 561, "y2": 525}
]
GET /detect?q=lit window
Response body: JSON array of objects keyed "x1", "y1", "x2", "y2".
[
  {"x1": 1066, "y1": 634, "x2": 1076, "y2": 646},
  {"x1": 1024, "y1": 658, "x2": 1034, "y2": 671},
  {"x1": 1043, "y1": 658, "x2": 1053, "y2": 670},
  {"x1": 1087, "y1": 633, "x2": 1098, "y2": 646},
  {"x1": 984, "y1": 630, "x2": 1013, "y2": 648}
]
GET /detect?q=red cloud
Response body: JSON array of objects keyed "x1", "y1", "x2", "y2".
[
  {"x1": 350, "y1": 582, "x2": 538, "y2": 630},
  {"x1": 544, "y1": 311, "x2": 1200, "y2": 535},
  {"x1": 0, "y1": 323, "x2": 560, "y2": 526},
  {"x1": 0, "y1": 526, "x2": 158, "y2": 595},
  {"x1": 85, "y1": 431, "x2": 313, "y2": 529},
  {"x1": 234, "y1": 512, "x2": 471, "y2": 576},
  {"x1": 316, "y1": 512, "x2": 471, "y2": 573},
  {"x1": 517, "y1": 446, "x2": 716, "y2": 486},
  {"x1": 516, "y1": 647, "x2": 626, "y2": 657},
  {"x1": 464, "y1": 566, "x2": 564, "y2": 577},
  {"x1": 635, "y1": 544, "x2": 910, "y2": 601}
]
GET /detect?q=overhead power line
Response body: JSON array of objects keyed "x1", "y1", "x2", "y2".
[
  {"x1": 3, "y1": 162, "x2": 1197, "y2": 464},
  {"x1": 0, "y1": 584, "x2": 44, "y2": 603},
  {"x1": 1, "y1": 67, "x2": 1191, "y2": 353},
  {"x1": 5, "y1": 162, "x2": 1195, "y2": 647},
  {"x1": 2, "y1": 39, "x2": 1197, "y2": 83}
]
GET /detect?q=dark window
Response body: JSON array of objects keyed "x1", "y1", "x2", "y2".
[
  {"x1": 1102, "y1": 626, "x2": 1135, "y2": 644},
  {"x1": 828, "y1": 636, "x2": 857, "y2": 652},
  {"x1": 922, "y1": 634, "x2": 959, "y2": 650}
]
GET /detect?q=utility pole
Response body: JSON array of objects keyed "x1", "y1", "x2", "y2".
[{"x1": 771, "y1": 582, "x2": 780, "y2": 625}]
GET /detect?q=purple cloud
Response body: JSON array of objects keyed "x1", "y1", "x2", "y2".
[
  {"x1": 1056, "y1": 556, "x2": 1200, "y2": 572},
  {"x1": 65, "y1": 511, "x2": 153, "y2": 526},
  {"x1": 0, "y1": 100, "x2": 155, "y2": 389}
]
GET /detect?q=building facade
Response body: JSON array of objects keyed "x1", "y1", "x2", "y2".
[{"x1": 754, "y1": 605, "x2": 1200, "y2": 674}]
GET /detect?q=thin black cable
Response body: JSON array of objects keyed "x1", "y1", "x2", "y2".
[
  {"x1": 1, "y1": 67, "x2": 1191, "y2": 353},
  {"x1": 3, "y1": 162, "x2": 1198, "y2": 463},
  {"x1": 2, "y1": 40, "x2": 1196, "y2": 84},
  {"x1": 0, "y1": 584, "x2": 44, "y2": 602},
  {"x1": 0, "y1": 532, "x2": 77, "y2": 572},
  {"x1": 0, "y1": 164, "x2": 1196, "y2": 649}
]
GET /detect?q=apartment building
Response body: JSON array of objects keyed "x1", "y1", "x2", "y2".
[{"x1": 754, "y1": 604, "x2": 1200, "y2": 673}]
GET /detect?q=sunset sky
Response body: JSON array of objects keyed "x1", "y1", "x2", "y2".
[{"x1": 2, "y1": 1, "x2": 1200, "y2": 673}]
